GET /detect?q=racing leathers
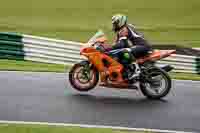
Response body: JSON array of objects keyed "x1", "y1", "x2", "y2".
[{"x1": 112, "y1": 24, "x2": 152, "y2": 80}]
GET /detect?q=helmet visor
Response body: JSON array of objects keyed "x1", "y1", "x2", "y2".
[{"x1": 112, "y1": 20, "x2": 120, "y2": 32}]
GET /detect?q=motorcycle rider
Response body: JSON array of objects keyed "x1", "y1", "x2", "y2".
[{"x1": 111, "y1": 14, "x2": 152, "y2": 80}]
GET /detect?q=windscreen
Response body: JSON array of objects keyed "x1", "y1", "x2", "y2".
[{"x1": 87, "y1": 30, "x2": 105, "y2": 46}]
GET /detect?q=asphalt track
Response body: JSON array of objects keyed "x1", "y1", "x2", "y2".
[{"x1": 0, "y1": 71, "x2": 200, "y2": 132}]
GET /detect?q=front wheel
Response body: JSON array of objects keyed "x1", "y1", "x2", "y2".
[
  {"x1": 140, "y1": 67, "x2": 171, "y2": 99},
  {"x1": 69, "y1": 61, "x2": 99, "y2": 92}
]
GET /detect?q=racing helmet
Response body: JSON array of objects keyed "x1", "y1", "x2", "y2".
[{"x1": 112, "y1": 14, "x2": 127, "y2": 32}]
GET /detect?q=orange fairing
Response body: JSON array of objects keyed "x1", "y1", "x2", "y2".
[
  {"x1": 81, "y1": 47, "x2": 124, "y2": 82},
  {"x1": 137, "y1": 50, "x2": 176, "y2": 64},
  {"x1": 81, "y1": 47, "x2": 98, "y2": 54}
]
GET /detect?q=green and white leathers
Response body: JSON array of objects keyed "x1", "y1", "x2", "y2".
[{"x1": 112, "y1": 14, "x2": 127, "y2": 32}]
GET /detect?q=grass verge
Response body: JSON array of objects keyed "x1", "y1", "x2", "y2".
[
  {"x1": 0, "y1": 59, "x2": 199, "y2": 80},
  {"x1": 0, "y1": 123, "x2": 149, "y2": 133},
  {"x1": 0, "y1": 59, "x2": 66, "y2": 72},
  {"x1": 0, "y1": 0, "x2": 200, "y2": 47},
  {"x1": 169, "y1": 72, "x2": 200, "y2": 81}
]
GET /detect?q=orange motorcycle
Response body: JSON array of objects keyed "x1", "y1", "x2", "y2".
[{"x1": 69, "y1": 31, "x2": 176, "y2": 99}]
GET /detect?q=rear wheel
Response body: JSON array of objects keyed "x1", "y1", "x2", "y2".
[
  {"x1": 140, "y1": 67, "x2": 171, "y2": 99},
  {"x1": 69, "y1": 61, "x2": 99, "y2": 91}
]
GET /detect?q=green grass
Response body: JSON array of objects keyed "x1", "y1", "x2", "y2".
[
  {"x1": 0, "y1": 59, "x2": 66, "y2": 72},
  {"x1": 170, "y1": 72, "x2": 200, "y2": 81},
  {"x1": 0, "y1": 123, "x2": 149, "y2": 133},
  {"x1": 0, "y1": 59, "x2": 199, "y2": 80},
  {"x1": 0, "y1": 0, "x2": 200, "y2": 47},
  {"x1": 0, "y1": 0, "x2": 199, "y2": 79}
]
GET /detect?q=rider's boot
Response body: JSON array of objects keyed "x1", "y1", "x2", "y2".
[
  {"x1": 122, "y1": 50, "x2": 140, "y2": 81},
  {"x1": 127, "y1": 62, "x2": 140, "y2": 80}
]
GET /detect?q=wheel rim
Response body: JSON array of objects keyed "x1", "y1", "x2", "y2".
[
  {"x1": 72, "y1": 66, "x2": 96, "y2": 90},
  {"x1": 144, "y1": 71, "x2": 169, "y2": 96}
]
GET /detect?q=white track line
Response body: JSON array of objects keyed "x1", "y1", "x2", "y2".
[{"x1": 0, "y1": 120, "x2": 195, "y2": 133}]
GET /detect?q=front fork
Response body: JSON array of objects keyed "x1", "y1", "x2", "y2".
[{"x1": 78, "y1": 61, "x2": 92, "y2": 80}]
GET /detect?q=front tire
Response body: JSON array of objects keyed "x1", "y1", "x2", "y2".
[
  {"x1": 140, "y1": 67, "x2": 171, "y2": 99},
  {"x1": 69, "y1": 61, "x2": 99, "y2": 92}
]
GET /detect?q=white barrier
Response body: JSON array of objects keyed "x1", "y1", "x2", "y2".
[
  {"x1": 0, "y1": 33, "x2": 199, "y2": 74},
  {"x1": 22, "y1": 35, "x2": 200, "y2": 74}
]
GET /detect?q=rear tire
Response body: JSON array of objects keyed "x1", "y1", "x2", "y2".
[
  {"x1": 69, "y1": 61, "x2": 99, "y2": 92},
  {"x1": 140, "y1": 67, "x2": 171, "y2": 99}
]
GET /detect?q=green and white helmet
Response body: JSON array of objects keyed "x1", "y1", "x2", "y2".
[{"x1": 112, "y1": 14, "x2": 127, "y2": 32}]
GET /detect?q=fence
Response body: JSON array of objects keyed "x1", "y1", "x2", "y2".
[{"x1": 0, "y1": 32, "x2": 199, "y2": 74}]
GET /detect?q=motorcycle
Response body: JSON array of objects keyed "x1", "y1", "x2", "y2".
[{"x1": 69, "y1": 30, "x2": 176, "y2": 99}]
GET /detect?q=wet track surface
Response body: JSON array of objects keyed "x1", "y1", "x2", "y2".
[{"x1": 0, "y1": 71, "x2": 200, "y2": 132}]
